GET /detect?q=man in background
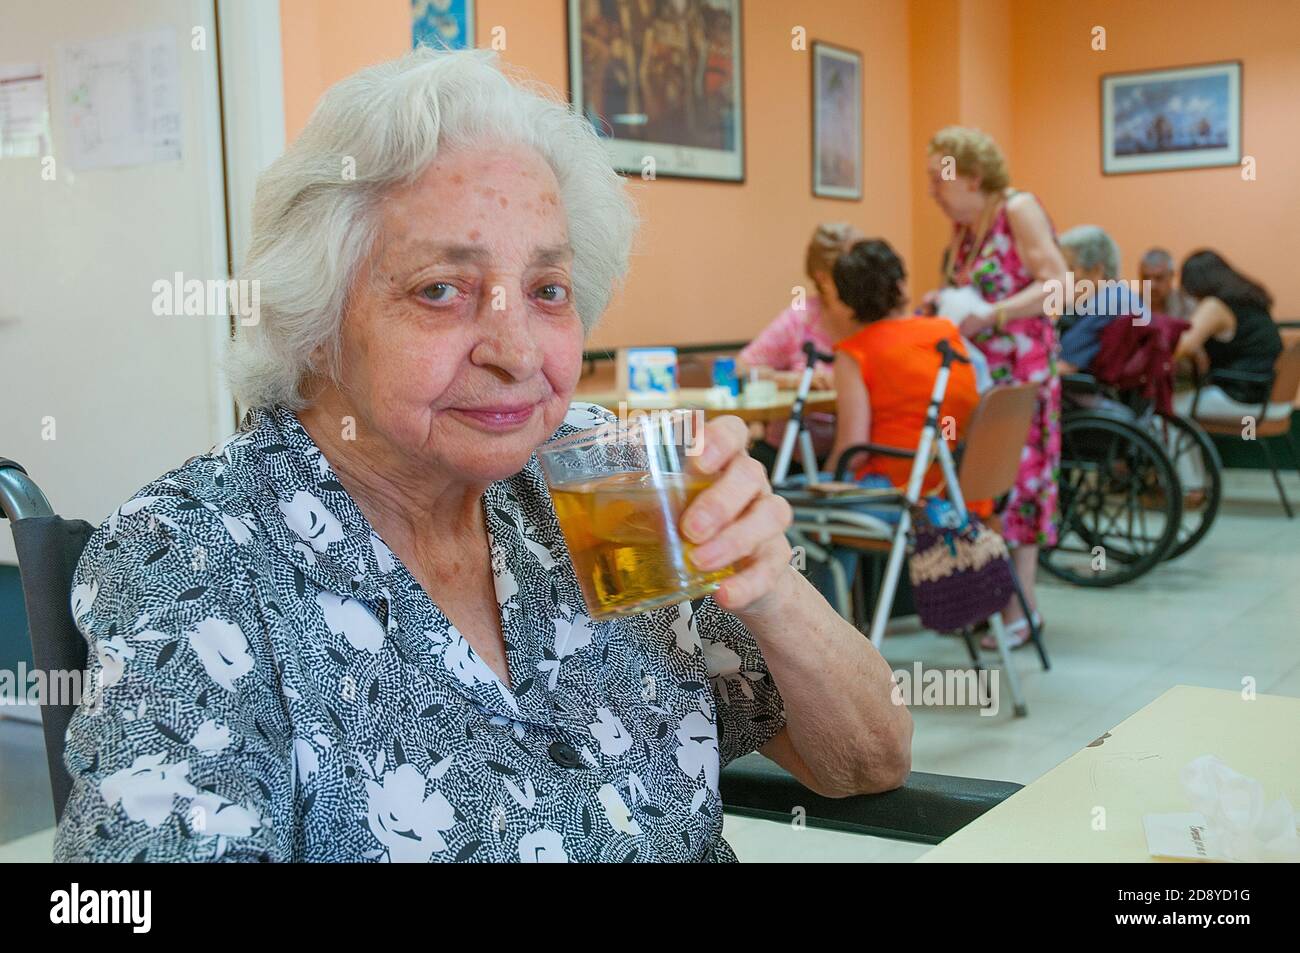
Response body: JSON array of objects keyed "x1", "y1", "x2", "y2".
[{"x1": 1139, "y1": 247, "x2": 1196, "y2": 319}]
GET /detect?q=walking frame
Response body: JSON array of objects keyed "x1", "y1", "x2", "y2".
[{"x1": 770, "y1": 340, "x2": 1031, "y2": 717}]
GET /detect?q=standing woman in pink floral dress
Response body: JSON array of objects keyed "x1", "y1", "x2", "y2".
[{"x1": 925, "y1": 126, "x2": 1068, "y2": 646}]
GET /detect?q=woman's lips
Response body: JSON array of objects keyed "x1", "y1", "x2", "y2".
[{"x1": 450, "y1": 402, "x2": 539, "y2": 430}]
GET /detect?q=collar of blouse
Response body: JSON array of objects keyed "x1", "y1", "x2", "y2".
[{"x1": 217, "y1": 404, "x2": 589, "y2": 729}]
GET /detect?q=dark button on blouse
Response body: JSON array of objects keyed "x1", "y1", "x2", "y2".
[{"x1": 548, "y1": 740, "x2": 585, "y2": 769}]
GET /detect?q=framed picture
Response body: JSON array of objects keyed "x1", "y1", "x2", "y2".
[
  {"x1": 812, "y1": 42, "x2": 862, "y2": 200},
  {"x1": 567, "y1": 0, "x2": 745, "y2": 183},
  {"x1": 412, "y1": 0, "x2": 475, "y2": 50},
  {"x1": 1101, "y1": 61, "x2": 1241, "y2": 175}
]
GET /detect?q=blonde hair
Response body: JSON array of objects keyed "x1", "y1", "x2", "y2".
[
  {"x1": 805, "y1": 222, "x2": 860, "y2": 281},
  {"x1": 927, "y1": 126, "x2": 1011, "y2": 193}
]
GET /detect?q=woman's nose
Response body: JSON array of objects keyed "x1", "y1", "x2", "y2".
[{"x1": 470, "y1": 296, "x2": 543, "y2": 379}]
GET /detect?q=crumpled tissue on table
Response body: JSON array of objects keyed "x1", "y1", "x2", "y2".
[{"x1": 1143, "y1": 755, "x2": 1300, "y2": 862}]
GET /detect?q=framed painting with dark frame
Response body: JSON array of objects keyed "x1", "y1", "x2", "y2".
[
  {"x1": 1101, "y1": 61, "x2": 1242, "y2": 175},
  {"x1": 812, "y1": 41, "x2": 862, "y2": 200},
  {"x1": 566, "y1": 0, "x2": 745, "y2": 183}
]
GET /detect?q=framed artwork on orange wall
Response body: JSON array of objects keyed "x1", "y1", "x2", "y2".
[
  {"x1": 812, "y1": 42, "x2": 862, "y2": 200},
  {"x1": 566, "y1": 0, "x2": 745, "y2": 183},
  {"x1": 1101, "y1": 61, "x2": 1242, "y2": 175}
]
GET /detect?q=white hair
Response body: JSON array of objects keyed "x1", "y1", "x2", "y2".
[
  {"x1": 1059, "y1": 224, "x2": 1120, "y2": 281},
  {"x1": 225, "y1": 47, "x2": 638, "y2": 411}
]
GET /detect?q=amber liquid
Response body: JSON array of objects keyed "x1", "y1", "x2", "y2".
[{"x1": 551, "y1": 470, "x2": 734, "y2": 619}]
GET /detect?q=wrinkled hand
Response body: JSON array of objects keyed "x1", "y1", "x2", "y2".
[{"x1": 679, "y1": 416, "x2": 794, "y2": 614}]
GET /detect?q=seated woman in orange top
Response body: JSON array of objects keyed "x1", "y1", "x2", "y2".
[{"x1": 829, "y1": 239, "x2": 980, "y2": 492}]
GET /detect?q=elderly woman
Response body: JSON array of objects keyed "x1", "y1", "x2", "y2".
[
  {"x1": 1056, "y1": 225, "x2": 1141, "y2": 375},
  {"x1": 925, "y1": 126, "x2": 1068, "y2": 648},
  {"x1": 53, "y1": 49, "x2": 909, "y2": 863},
  {"x1": 738, "y1": 222, "x2": 863, "y2": 470}
]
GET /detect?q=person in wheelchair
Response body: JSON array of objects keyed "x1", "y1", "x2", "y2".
[{"x1": 1056, "y1": 225, "x2": 1141, "y2": 378}]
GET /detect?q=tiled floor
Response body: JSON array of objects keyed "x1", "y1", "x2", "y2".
[{"x1": 3, "y1": 470, "x2": 1297, "y2": 863}]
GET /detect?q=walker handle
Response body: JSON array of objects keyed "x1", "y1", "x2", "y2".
[
  {"x1": 935, "y1": 339, "x2": 971, "y2": 368},
  {"x1": 802, "y1": 340, "x2": 836, "y2": 367}
]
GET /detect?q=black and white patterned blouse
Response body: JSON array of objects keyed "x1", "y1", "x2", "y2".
[{"x1": 53, "y1": 403, "x2": 786, "y2": 862}]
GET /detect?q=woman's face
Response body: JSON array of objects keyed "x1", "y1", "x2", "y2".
[
  {"x1": 1064, "y1": 250, "x2": 1105, "y2": 306},
  {"x1": 327, "y1": 143, "x2": 585, "y2": 486},
  {"x1": 925, "y1": 153, "x2": 985, "y2": 225}
]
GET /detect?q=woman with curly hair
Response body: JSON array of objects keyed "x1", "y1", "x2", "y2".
[{"x1": 829, "y1": 239, "x2": 980, "y2": 494}]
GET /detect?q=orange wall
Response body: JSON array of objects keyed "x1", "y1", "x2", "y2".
[
  {"x1": 280, "y1": 0, "x2": 1300, "y2": 347},
  {"x1": 908, "y1": 0, "x2": 1015, "y2": 288},
  {"x1": 908, "y1": 0, "x2": 961, "y2": 288},
  {"x1": 279, "y1": 0, "x2": 913, "y2": 350},
  {"x1": 1007, "y1": 0, "x2": 1300, "y2": 316}
]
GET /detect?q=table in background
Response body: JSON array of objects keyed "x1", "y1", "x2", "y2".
[
  {"x1": 573, "y1": 388, "x2": 837, "y2": 425},
  {"x1": 919, "y1": 685, "x2": 1300, "y2": 862}
]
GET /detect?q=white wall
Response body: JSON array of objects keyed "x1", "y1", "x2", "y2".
[{"x1": 0, "y1": 0, "x2": 247, "y2": 560}]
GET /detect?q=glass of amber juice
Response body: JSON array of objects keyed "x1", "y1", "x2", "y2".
[{"x1": 539, "y1": 410, "x2": 734, "y2": 619}]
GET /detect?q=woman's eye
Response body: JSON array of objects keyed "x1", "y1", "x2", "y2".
[
  {"x1": 419, "y1": 282, "x2": 460, "y2": 303},
  {"x1": 536, "y1": 284, "x2": 569, "y2": 303}
]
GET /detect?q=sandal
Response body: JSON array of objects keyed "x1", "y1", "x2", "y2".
[{"x1": 979, "y1": 613, "x2": 1041, "y2": 651}]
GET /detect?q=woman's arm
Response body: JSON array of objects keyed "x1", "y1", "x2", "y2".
[
  {"x1": 744, "y1": 570, "x2": 913, "y2": 797},
  {"x1": 54, "y1": 498, "x2": 293, "y2": 862},
  {"x1": 828, "y1": 351, "x2": 871, "y2": 477},
  {"x1": 1174, "y1": 296, "x2": 1236, "y2": 365},
  {"x1": 738, "y1": 307, "x2": 799, "y2": 374},
  {"x1": 961, "y1": 193, "x2": 1068, "y2": 335},
  {"x1": 682, "y1": 417, "x2": 912, "y2": 796}
]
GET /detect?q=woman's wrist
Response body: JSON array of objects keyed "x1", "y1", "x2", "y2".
[{"x1": 732, "y1": 564, "x2": 804, "y2": 631}]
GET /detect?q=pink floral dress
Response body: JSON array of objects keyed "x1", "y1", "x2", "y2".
[{"x1": 949, "y1": 195, "x2": 1061, "y2": 547}]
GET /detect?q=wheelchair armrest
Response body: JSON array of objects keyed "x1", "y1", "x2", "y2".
[
  {"x1": 1060, "y1": 372, "x2": 1103, "y2": 393},
  {"x1": 833, "y1": 442, "x2": 915, "y2": 481},
  {"x1": 720, "y1": 752, "x2": 1021, "y2": 845},
  {"x1": 0, "y1": 459, "x2": 55, "y2": 522}
]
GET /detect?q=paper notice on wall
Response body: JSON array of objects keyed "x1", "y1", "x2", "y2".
[
  {"x1": 58, "y1": 29, "x2": 182, "y2": 171},
  {"x1": 0, "y1": 63, "x2": 51, "y2": 158}
]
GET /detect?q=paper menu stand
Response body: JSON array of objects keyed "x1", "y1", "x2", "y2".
[{"x1": 617, "y1": 347, "x2": 678, "y2": 403}]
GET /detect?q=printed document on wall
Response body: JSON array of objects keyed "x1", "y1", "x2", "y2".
[
  {"x1": 0, "y1": 63, "x2": 51, "y2": 158},
  {"x1": 58, "y1": 29, "x2": 182, "y2": 171}
]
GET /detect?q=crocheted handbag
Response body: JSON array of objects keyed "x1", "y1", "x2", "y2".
[{"x1": 907, "y1": 497, "x2": 1016, "y2": 632}]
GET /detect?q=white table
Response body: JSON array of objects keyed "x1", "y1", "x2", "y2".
[{"x1": 919, "y1": 685, "x2": 1300, "y2": 862}]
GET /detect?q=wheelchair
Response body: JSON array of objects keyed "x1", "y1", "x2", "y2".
[{"x1": 1037, "y1": 372, "x2": 1223, "y2": 588}]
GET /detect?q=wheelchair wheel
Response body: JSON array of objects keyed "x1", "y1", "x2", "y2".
[
  {"x1": 1040, "y1": 413, "x2": 1182, "y2": 587},
  {"x1": 1147, "y1": 413, "x2": 1223, "y2": 560}
]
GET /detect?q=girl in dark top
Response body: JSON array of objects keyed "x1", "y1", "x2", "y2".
[{"x1": 1173, "y1": 250, "x2": 1282, "y2": 410}]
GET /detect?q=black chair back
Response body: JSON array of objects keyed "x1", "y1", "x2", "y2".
[{"x1": 1, "y1": 460, "x2": 92, "y2": 822}]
